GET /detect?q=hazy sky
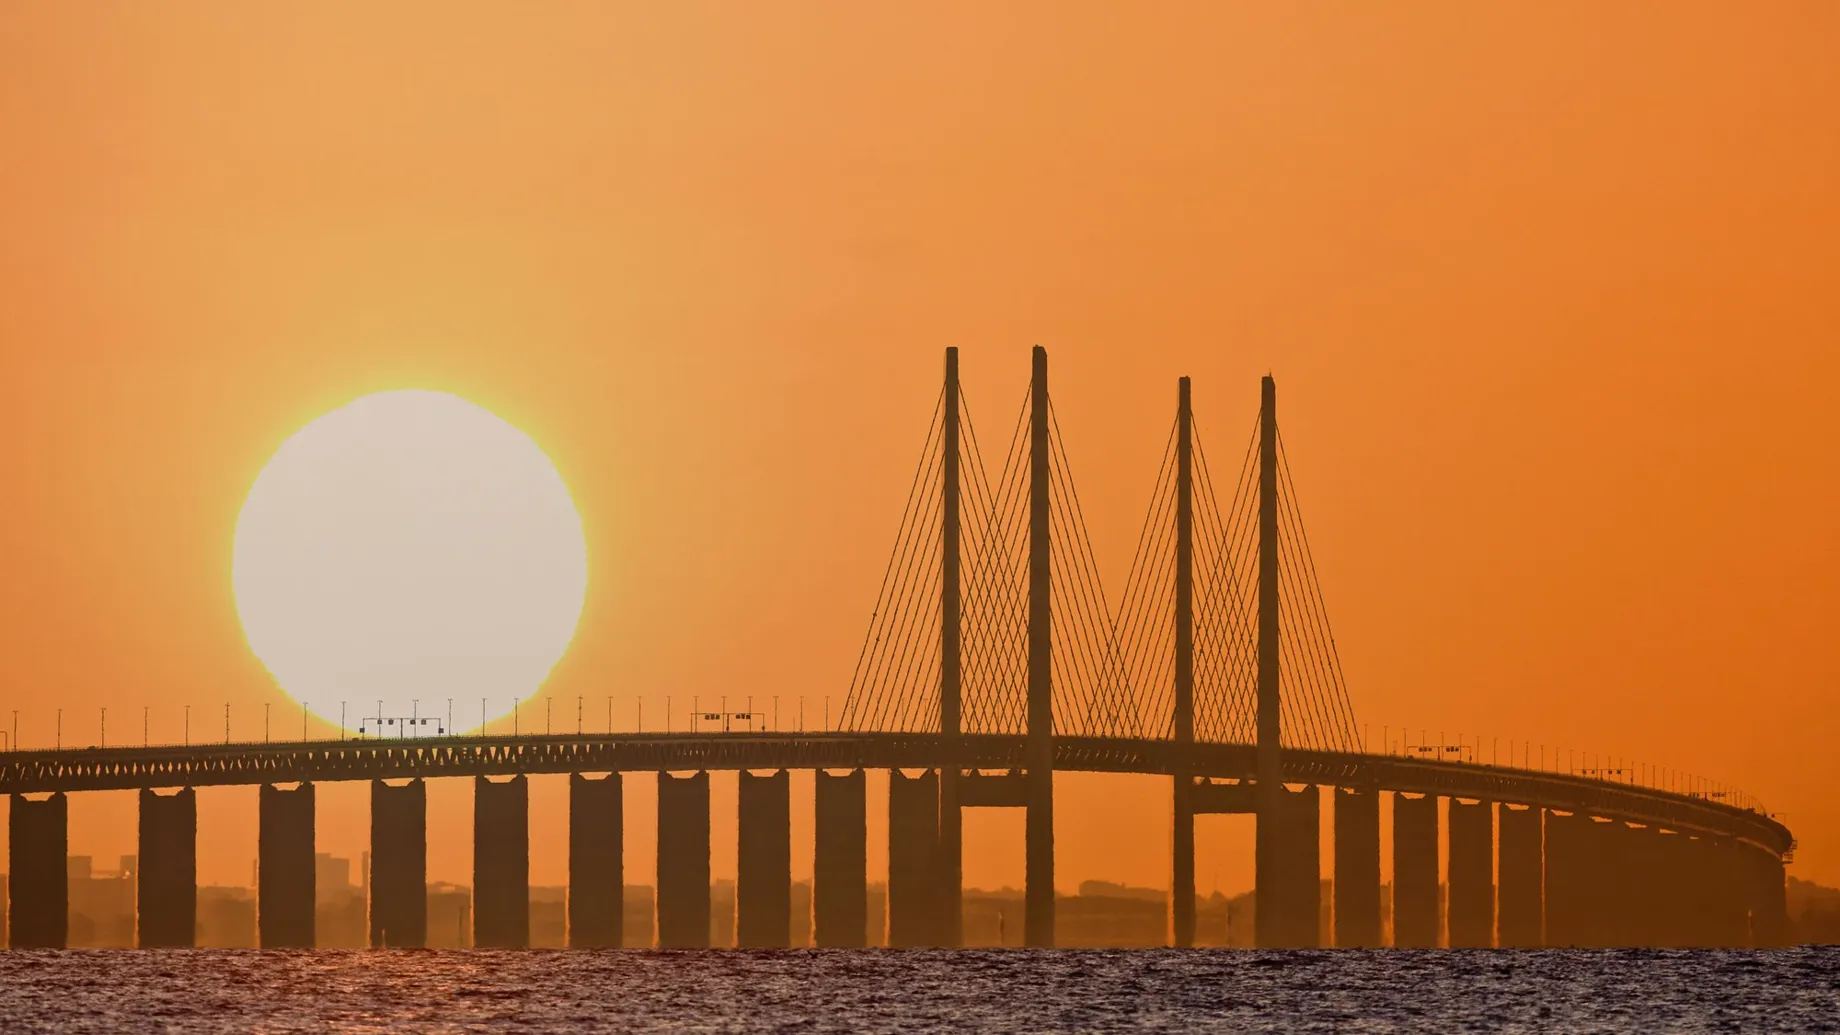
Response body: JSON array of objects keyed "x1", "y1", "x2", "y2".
[{"x1": 1, "y1": 3, "x2": 1835, "y2": 894}]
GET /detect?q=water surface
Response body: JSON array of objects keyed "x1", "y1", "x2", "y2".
[{"x1": 0, "y1": 947, "x2": 1834, "y2": 1034}]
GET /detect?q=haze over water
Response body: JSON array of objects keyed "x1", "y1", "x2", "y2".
[{"x1": 1, "y1": 948, "x2": 1834, "y2": 1034}]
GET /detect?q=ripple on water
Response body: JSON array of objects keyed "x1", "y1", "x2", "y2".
[{"x1": 0, "y1": 948, "x2": 1835, "y2": 1035}]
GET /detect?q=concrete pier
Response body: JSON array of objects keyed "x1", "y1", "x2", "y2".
[
  {"x1": 568, "y1": 772, "x2": 623, "y2": 948},
  {"x1": 1496, "y1": 804, "x2": 1543, "y2": 947},
  {"x1": 813, "y1": 769, "x2": 867, "y2": 947},
  {"x1": 1446, "y1": 798, "x2": 1494, "y2": 948},
  {"x1": 1702, "y1": 836, "x2": 1750, "y2": 947},
  {"x1": 138, "y1": 787, "x2": 197, "y2": 948},
  {"x1": 1275, "y1": 785, "x2": 1320, "y2": 947},
  {"x1": 737, "y1": 770, "x2": 792, "y2": 948},
  {"x1": 888, "y1": 768, "x2": 940, "y2": 947},
  {"x1": 370, "y1": 779, "x2": 428, "y2": 948},
  {"x1": 8, "y1": 793, "x2": 68, "y2": 948},
  {"x1": 657, "y1": 770, "x2": 711, "y2": 948},
  {"x1": 473, "y1": 775, "x2": 530, "y2": 948},
  {"x1": 1332, "y1": 786, "x2": 1381, "y2": 948},
  {"x1": 1391, "y1": 792, "x2": 1438, "y2": 948},
  {"x1": 1743, "y1": 842, "x2": 1789, "y2": 947},
  {"x1": 1600, "y1": 820, "x2": 1645, "y2": 947},
  {"x1": 1581, "y1": 817, "x2": 1619, "y2": 947},
  {"x1": 1542, "y1": 809, "x2": 1587, "y2": 947},
  {"x1": 1624, "y1": 824, "x2": 1669, "y2": 947},
  {"x1": 258, "y1": 783, "x2": 316, "y2": 948}
]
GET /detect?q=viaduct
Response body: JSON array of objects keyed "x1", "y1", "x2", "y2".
[{"x1": 2, "y1": 348, "x2": 1793, "y2": 950}]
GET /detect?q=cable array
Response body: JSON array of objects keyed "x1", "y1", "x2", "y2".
[
  {"x1": 838, "y1": 372, "x2": 1360, "y2": 752},
  {"x1": 836, "y1": 390, "x2": 945, "y2": 732}
]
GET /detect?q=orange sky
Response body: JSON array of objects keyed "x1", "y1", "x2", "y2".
[{"x1": 1, "y1": 3, "x2": 1836, "y2": 896}]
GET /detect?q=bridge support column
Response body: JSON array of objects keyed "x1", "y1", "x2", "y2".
[
  {"x1": 1633, "y1": 824, "x2": 1675, "y2": 948},
  {"x1": 1172, "y1": 779, "x2": 1195, "y2": 948},
  {"x1": 1391, "y1": 792, "x2": 1438, "y2": 948},
  {"x1": 1496, "y1": 804, "x2": 1543, "y2": 947},
  {"x1": 1594, "y1": 819, "x2": 1634, "y2": 947},
  {"x1": 369, "y1": 778, "x2": 427, "y2": 948},
  {"x1": 474, "y1": 775, "x2": 530, "y2": 948},
  {"x1": 1646, "y1": 829, "x2": 1690, "y2": 947},
  {"x1": 1743, "y1": 844, "x2": 1789, "y2": 947},
  {"x1": 1333, "y1": 786, "x2": 1381, "y2": 947},
  {"x1": 1447, "y1": 798, "x2": 1494, "y2": 948},
  {"x1": 258, "y1": 783, "x2": 315, "y2": 948},
  {"x1": 738, "y1": 770, "x2": 792, "y2": 948},
  {"x1": 657, "y1": 770, "x2": 711, "y2": 948},
  {"x1": 1700, "y1": 832, "x2": 1744, "y2": 950},
  {"x1": 1589, "y1": 814, "x2": 1633, "y2": 942},
  {"x1": 888, "y1": 768, "x2": 940, "y2": 946},
  {"x1": 1273, "y1": 785, "x2": 1320, "y2": 947},
  {"x1": 138, "y1": 787, "x2": 197, "y2": 948},
  {"x1": 1542, "y1": 809, "x2": 1588, "y2": 947},
  {"x1": 8, "y1": 793, "x2": 68, "y2": 948},
  {"x1": 568, "y1": 772, "x2": 623, "y2": 948},
  {"x1": 1025, "y1": 344, "x2": 1055, "y2": 949},
  {"x1": 813, "y1": 769, "x2": 867, "y2": 947}
]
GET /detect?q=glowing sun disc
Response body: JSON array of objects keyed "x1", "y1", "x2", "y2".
[{"x1": 233, "y1": 390, "x2": 587, "y2": 735}]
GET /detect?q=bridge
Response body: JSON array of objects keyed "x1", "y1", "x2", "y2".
[{"x1": 2, "y1": 348, "x2": 1793, "y2": 950}]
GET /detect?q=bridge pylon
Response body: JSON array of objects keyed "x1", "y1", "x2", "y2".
[
  {"x1": 1025, "y1": 344, "x2": 1055, "y2": 948},
  {"x1": 938, "y1": 346, "x2": 963, "y2": 946},
  {"x1": 1171, "y1": 377, "x2": 1196, "y2": 948},
  {"x1": 1254, "y1": 374, "x2": 1282, "y2": 948}
]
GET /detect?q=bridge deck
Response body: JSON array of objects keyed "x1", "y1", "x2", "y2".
[{"x1": 0, "y1": 732, "x2": 1791, "y2": 855}]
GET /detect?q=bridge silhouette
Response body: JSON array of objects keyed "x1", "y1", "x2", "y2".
[{"x1": 1, "y1": 348, "x2": 1794, "y2": 950}]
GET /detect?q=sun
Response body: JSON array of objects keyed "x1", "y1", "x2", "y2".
[{"x1": 233, "y1": 390, "x2": 587, "y2": 736}]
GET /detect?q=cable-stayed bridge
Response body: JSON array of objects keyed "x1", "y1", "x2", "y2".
[{"x1": 0, "y1": 348, "x2": 1793, "y2": 951}]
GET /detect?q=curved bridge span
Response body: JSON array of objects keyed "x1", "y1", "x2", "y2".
[
  {"x1": 0, "y1": 732, "x2": 1789, "y2": 854},
  {"x1": 2, "y1": 729, "x2": 1792, "y2": 953},
  {"x1": 4, "y1": 351, "x2": 1794, "y2": 952}
]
